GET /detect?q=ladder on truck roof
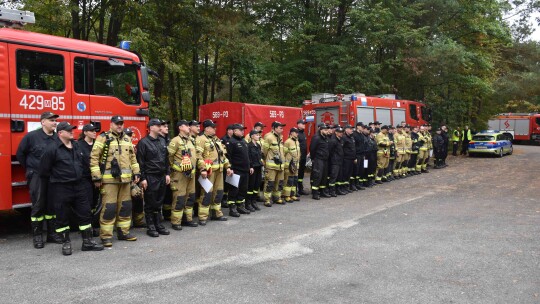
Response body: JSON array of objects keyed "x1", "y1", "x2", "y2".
[{"x1": 0, "y1": 7, "x2": 35, "y2": 28}]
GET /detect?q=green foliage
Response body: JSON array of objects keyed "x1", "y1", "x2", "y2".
[{"x1": 9, "y1": 0, "x2": 540, "y2": 129}]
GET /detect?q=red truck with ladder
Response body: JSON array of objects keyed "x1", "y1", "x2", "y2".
[
  {"x1": 1, "y1": 8, "x2": 151, "y2": 211},
  {"x1": 488, "y1": 113, "x2": 540, "y2": 142},
  {"x1": 301, "y1": 93, "x2": 431, "y2": 144}
]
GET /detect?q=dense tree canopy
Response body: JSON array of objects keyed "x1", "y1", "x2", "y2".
[{"x1": 4, "y1": 0, "x2": 540, "y2": 130}]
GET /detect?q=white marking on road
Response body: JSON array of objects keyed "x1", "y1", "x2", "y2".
[{"x1": 81, "y1": 192, "x2": 433, "y2": 295}]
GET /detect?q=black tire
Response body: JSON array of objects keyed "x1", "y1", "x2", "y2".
[
  {"x1": 498, "y1": 148, "x2": 503, "y2": 158},
  {"x1": 468, "y1": 153, "x2": 475, "y2": 157}
]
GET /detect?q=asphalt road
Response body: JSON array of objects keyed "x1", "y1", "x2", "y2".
[{"x1": 1, "y1": 145, "x2": 539, "y2": 304}]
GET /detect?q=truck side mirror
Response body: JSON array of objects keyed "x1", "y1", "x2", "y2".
[
  {"x1": 141, "y1": 91, "x2": 151, "y2": 103},
  {"x1": 141, "y1": 65, "x2": 149, "y2": 91}
]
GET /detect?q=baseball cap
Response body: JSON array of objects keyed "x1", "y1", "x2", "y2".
[
  {"x1": 176, "y1": 120, "x2": 189, "y2": 128},
  {"x1": 317, "y1": 123, "x2": 327, "y2": 129},
  {"x1": 202, "y1": 119, "x2": 217, "y2": 128},
  {"x1": 381, "y1": 125, "x2": 389, "y2": 130},
  {"x1": 254, "y1": 122, "x2": 266, "y2": 128},
  {"x1": 271, "y1": 121, "x2": 286, "y2": 128},
  {"x1": 160, "y1": 119, "x2": 169, "y2": 125},
  {"x1": 226, "y1": 124, "x2": 235, "y2": 130},
  {"x1": 345, "y1": 124, "x2": 353, "y2": 129},
  {"x1": 232, "y1": 124, "x2": 247, "y2": 130},
  {"x1": 249, "y1": 130, "x2": 260, "y2": 136},
  {"x1": 396, "y1": 125, "x2": 403, "y2": 129},
  {"x1": 82, "y1": 124, "x2": 96, "y2": 132},
  {"x1": 125, "y1": 128, "x2": 133, "y2": 136},
  {"x1": 290, "y1": 127, "x2": 299, "y2": 133},
  {"x1": 297, "y1": 119, "x2": 306, "y2": 124},
  {"x1": 374, "y1": 121, "x2": 381, "y2": 125},
  {"x1": 335, "y1": 127, "x2": 344, "y2": 133},
  {"x1": 56, "y1": 121, "x2": 76, "y2": 132},
  {"x1": 188, "y1": 120, "x2": 200, "y2": 126},
  {"x1": 148, "y1": 118, "x2": 162, "y2": 127},
  {"x1": 356, "y1": 122, "x2": 364, "y2": 127},
  {"x1": 40, "y1": 111, "x2": 59, "y2": 120},
  {"x1": 111, "y1": 115, "x2": 124, "y2": 123}
]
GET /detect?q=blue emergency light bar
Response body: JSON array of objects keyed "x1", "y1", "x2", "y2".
[{"x1": 119, "y1": 41, "x2": 131, "y2": 50}]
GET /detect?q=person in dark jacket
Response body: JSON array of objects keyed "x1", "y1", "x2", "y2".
[
  {"x1": 309, "y1": 123, "x2": 330, "y2": 200},
  {"x1": 441, "y1": 125, "x2": 449, "y2": 167},
  {"x1": 433, "y1": 128, "x2": 445, "y2": 169},
  {"x1": 78, "y1": 123, "x2": 100, "y2": 236},
  {"x1": 352, "y1": 122, "x2": 367, "y2": 189},
  {"x1": 226, "y1": 124, "x2": 252, "y2": 217},
  {"x1": 328, "y1": 127, "x2": 345, "y2": 196},
  {"x1": 340, "y1": 125, "x2": 356, "y2": 194},
  {"x1": 137, "y1": 118, "x2": 171, "y2": 237},
  {"x1": 40, "y1": 121, "x2": 103, "y2": 255},
  {"x1": 16, "y1": 111, "x2": 63, "y2": 248},
  {"x1": 296, "y1": 119, "x2": 308, "y2": 195},
  {"x1": 158, "y1": 119, "x2": 173, "y2": 221},
  {"x1": 247, "y1": 130, "x2": 263, "y2": 211},
  {"x1": 221, "y1": 124, "x2": 235, "y2": 208},
  {"x1": 366, "y1": 129, "x2": 378, "y2": 187}
]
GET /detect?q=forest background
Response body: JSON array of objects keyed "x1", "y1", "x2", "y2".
[{"x1": 5, "y1": 0, "x2": 540, "y2": 129}]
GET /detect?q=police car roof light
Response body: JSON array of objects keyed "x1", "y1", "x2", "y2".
[{"x1": 119, "y1": 41, "x2": 131, "y2": 50}]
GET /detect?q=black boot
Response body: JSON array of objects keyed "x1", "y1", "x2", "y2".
[
  {"x1": 46, "y1": 219, "x2": 64, "y2": 244},
  {"x1": 250, "y1": 194, "x2": 260, "y2": 211},
  {"x1": 336, "y1": 186, "x2": 347, "y2": 195},
  {"x1": 312, "y1": 189, "x2": 320, "y2": 200},
  {"x1": 349, "y1": 182, "x2": 357, "y2": 191},
  {"x1": 81, "y1": 228, "x2": 104, "y2": 251},
  {"x1": 116, "y1": 227, "x2": 137, "y2": 241},
  {"x1": 229, "y1": 204, "x2": 241, "y2": 217},
  {"x1": 61, "y1": 231, "x2": 71, "y2": 256},
  {"x1": 153, "y1": 213, "x2": 170, "y2": 235},
  {"x1": 237, "y1": 202, "x2": 250, "y2": 214},
  {"x1": 320, "y1": 188, "x2": 331, "y2": 198},
  {"x1": 245, "y1": 199, "x2": 256, "y2": 212},
  {"x1": 297, "y1": 183, "x2": 305, "y2": 195},
  {"x1": 145, "y1": 214, "x2": 159, "y2": 237},
  {"x1": 356, "y1": 180, "x2": 366, "y2": 190},
  {"x1": 31, "y1": 221, "x2": 44, "y2": 249}
]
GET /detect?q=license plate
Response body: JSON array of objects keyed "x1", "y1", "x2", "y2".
[{"x1": 475, "y1": 146, "x2": 486, "y2": 149}]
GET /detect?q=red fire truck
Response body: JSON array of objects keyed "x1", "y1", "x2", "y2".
[
  {"x1": 199, "y1": 101, "x2": 302, "y2": 140},
  {"x1": 488, "y1": 113, "x2": 540, "y2": 142},
  {"x1": 301, "y1": 93, "x2": 431, "y2": 143},
  {"x1": 1, "y1": 9, "x2": 150, "y2": 210}
]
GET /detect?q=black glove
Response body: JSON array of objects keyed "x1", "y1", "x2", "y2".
[{"x1": 110, "y1": 158, "x2": 121, "y2": 178}]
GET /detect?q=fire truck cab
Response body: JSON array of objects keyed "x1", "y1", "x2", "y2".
[
  {"x1": 301, "y1": 93, "x2": 431, "y2": 144},
  {"x1": 1, "y1": 10, "x2": 151, "y2": 210}
]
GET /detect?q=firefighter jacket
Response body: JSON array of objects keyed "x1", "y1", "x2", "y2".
[
  {"x1": 262, "y1": 131, "x2": 285, "y2": 170},
  {"x1": 417, "y1": 132, "x2": 429, "y2": 151},
  {"x1": 40, "y1": 138, "x2": 84, "y2": 183},
  {"x1": 168, "y1": 134, "x2": 197, "y2": 174},
  {"x1": 284, "y1": 137, "x2": 300, "y2": 171},
  {"x1": 342, "y1": 133, "x2": 356, "y2": 160},
  {"x1": 248, "y1": 141, "x2": 263, "y2": 169},
  {"x1": 394, "y1": 131, "x2": 407, "y2": 154},
  {"x1": 196, "y1": 133, "x2": 230, "y2": 173},
  {"x1": 352, "y1": 131, "x2": 367, "y2": 156},
  {"x1": 375, "y1": 132, "x2": 391, "y2": 155},
  {"x1": 433, "y1": 134, "x2": 445, "y2": 152},
  {"x1": 404, "y1": 132, "x2": 413, "y2": 153},
  {"x1": 328, "y1": 134, "x2": 344, "y2": 165},
  {"x1": 425, "y1": 132, "x2": 433, "y2": 150},
  {"x1": 16, "y1": 129, "x2": 58, "y2": 179},
  {"x1": 309, "y1": 131, "x2": 329, "y2": 161},
  {"x1": 137, "y1": 135, "x2": 170, "y2": 180},
  {"x1": 90, "y1": 129, "x2": 140, "y2": 184},
  {"x1": 227, "y1": 135, "x2": 250, "y2": 173},
  {"x1": 410, "y1": 132, "x2": 419, "y2": 154},
  {"x1": 297, "y1": 129, "x2": 307, "y2": 159}
]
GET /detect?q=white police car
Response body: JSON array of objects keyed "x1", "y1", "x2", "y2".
[{"x1": 468, "y1": 130, "x2": 513, "y2": 157}]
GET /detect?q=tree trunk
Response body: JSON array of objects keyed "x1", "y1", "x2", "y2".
[
  {"x1": 168, "y1": 71, "x2": 179, "y2": 128},
  {"x1": 176, "y1": 72, "x2": 184, "y2": 119},
  {"x1": 192, "y1": 46, "x2": 200, "y2": 120},
  {"x1": 228, "y1": 60, "x2": 234, "y2": 101},
  {"x1": 210, "y1": 44, "x2": 220, "y2": 102},
  {"x1": 97, "y1": 0, "x2": 106, "y2": 43},
  {"x1": 202, "y1": 38, "x2": 209, "y2": 105},
  {"x1": 153, "y1": 63, "x2": 166, "y2": 105},
  {"x1": 70, "y1": 0, "x2": 81, "y2": 40},
  {"x1": 106, "y1": 0, "x2": 126, "y2": 46}
]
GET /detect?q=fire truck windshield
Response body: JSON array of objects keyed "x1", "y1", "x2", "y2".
[
  {"x1": 421, "y1": 106, "x2": 431, "y2": 122},
  {"x1": 94, "y1": 60, "x2": 140, "y2": 105},
  {"x1": 536, "y1": 117, "x2": 540, "y2": 126}
]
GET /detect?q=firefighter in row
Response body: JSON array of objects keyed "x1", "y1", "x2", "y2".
[
  {"x1": 159, "y1": 119, "x2": 173, "y2": 221},
  {"x1": 247, "y1": 130, "x2": 263, "y2": 211},
  {"x1": 352, "y1": 122, "x2": 368, "y2": 190},
  {"x1": 393, "y1": 125, "x2": 407, "y2": 178},
  {"x1": 262, "y1": 121, "x2": 287, "y2": 206},
  {"x1": 385, "y1": 126, "x2": 397, "y2": 181},
  {"x1": 168, "y1": 120, "x2": 199, "y2": 230},
  {"x1": 136, "y1": 119, "x2": 171, "y2": 238},
  {"x1": 226, "y1": 124, "x2": 253, "y2": 216},
  {"x1": 296, "y1": 120, "x2": 308, "y2": 196},
  {"x1": 309, "y1": 123, "x2": 331, "y2": 200},
  {"x1": 40, "y1": 122, "x2": 104, "y2": 255},
  {"x1": 283, "y1": 128, "x2": 301, "y2": 202},
  {"x1": 340, "y1": 125, "x2": 356, "y2": 194},
  {"x1": 196, "y1": 119, "x2": 231, "y2": 225},
  {"x1": 90, "y1": 115, "x2": 141, "y2": 247},
  {"x1": 16, "y1": 111, "x2": 64, "y2": 249},
  {"x1": 331, "y1": 126, "x2": 347, "y2": 196},
  {"x1": 365, "y1": 127, "x2": 379, "y2": 186},
  {"x1": 408, "y1": 125, "x2": 420, "y2": 174},
  {"x1": 415, "y1": 125, "x2": 430, "y2": 173},
  {"x1": 375, "y1": 126, "x2": 392, "y2": 184}
]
